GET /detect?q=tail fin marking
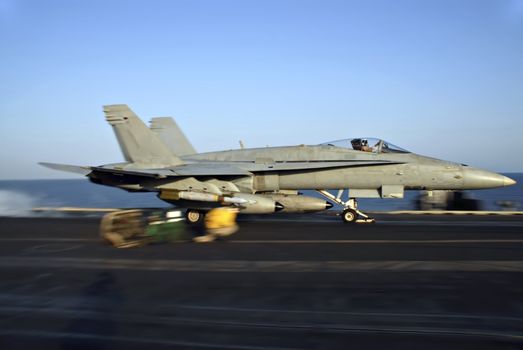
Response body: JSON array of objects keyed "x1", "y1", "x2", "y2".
[{"x1": 103, "y1": 104, "x2": 183, "y2": 167}]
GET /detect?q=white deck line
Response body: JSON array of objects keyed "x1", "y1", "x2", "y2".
[
  {"x1": 375, "y1": 210, "x2": 523, "y2": 216},
  {"x1": 32, "y1": 207, "x2": 120, "y2": 213}
]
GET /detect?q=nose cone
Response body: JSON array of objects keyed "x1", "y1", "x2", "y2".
[
  {"x1": 463, "y1": 168, "x2": 517, "y2": 189},
  {"x1": 504, "y1": 176, "x2": 517, "y2": 186}
]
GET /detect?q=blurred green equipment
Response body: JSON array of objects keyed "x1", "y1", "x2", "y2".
[{"x1": 100, "y1": 209, "x2": 188, "y2": 248}]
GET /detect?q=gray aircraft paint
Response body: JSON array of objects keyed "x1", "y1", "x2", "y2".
[
  {"x1": 183, "y1": 146, "x2": 506, "y2": 192},
  {"x1": 104, "y1": 105, "x2": 183, "y2": 168},
  {"x1": 149, "y1": 117, "x2": 197, "y2": 156},
  {"x1": 40, "y1": 105, "x2": 516, "y2": 219}
]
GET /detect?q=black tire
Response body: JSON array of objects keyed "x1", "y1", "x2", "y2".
[
  {"x1": 341, "y1": 209, "x2": 358, "y2": 223},
  {"x1": 185, "y1": 209, "x2": 205, "y2": 224}
]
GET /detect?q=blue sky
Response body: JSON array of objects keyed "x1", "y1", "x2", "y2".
[{"x1": 0, "y1": 0, "x2": 522, "y2": 179}]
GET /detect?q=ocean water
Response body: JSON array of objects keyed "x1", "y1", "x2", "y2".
[{"x1": 0, "y1": 174, "x2": 521, "y2": 216}]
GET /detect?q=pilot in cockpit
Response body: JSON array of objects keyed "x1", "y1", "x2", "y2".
[
  {"x1": 351, "y1": 138, "x2": 362, "y2": 151},
  {"x1": 361, "y1": 139, "x2": 373, "y2": 152},
  {"x1": 351, "y1": 138, "x2": 373, "y2": 152}
]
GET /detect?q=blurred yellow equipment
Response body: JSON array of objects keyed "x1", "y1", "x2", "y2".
[{"x1": 195, "y1": 207, "x2": 239, "y2": 242}]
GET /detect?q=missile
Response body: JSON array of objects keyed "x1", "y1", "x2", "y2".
[
  {"x1": 228, "y1": 193, "x2": 284, "y2": 213},
  {"x1": 172, "y1": 191, "x2": 252, "y2": 205},
  {"x1": 159, "y1": 190, "x2": 283, "y2": 213},
  {"x1": 176, "y1": 191, "x2": 219, "y2": 202},
  {"x1": 262, "y1": 194, "x2": 333, "y2": 213},
  {"x1": 159, "y1": 190, "x2": 329, "y2": 214},
  {"x1": 221, "y1": 196, "x2": 251, "y2": 205}
]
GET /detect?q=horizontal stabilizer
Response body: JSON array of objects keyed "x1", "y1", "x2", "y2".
[{"x1": 39, "y1": 162, "x2": 91, "y2": 175}]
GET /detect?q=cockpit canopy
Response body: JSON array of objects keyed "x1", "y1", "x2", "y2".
[{"x1": 320, "y1": 138, "x2": 410, "y2": 154}]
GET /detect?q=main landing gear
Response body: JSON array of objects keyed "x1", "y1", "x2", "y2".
[
  {"x1": 316, "y1": 190, "x2": 375, "y2": 224},
  {"x1": 185, "y1": 209, "x2": 206, "y2": 224}
]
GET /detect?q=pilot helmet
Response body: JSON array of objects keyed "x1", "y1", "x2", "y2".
[
  {"x1": 361, "y1": 139, "x2": 368, "y2": 146},
  {"x1": 351, "y1": 138, "x2": 362, "y2": 146}
]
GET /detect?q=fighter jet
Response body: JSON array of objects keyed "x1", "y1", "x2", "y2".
[{"x1": 41, "y1": 104, "x2": 517, "y2": 223}]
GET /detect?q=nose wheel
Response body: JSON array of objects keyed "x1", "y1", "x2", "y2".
[
  {"x1": 316, "y1": 190, "x2": 375, "y2": 224},
  {"x1": 342, "y1": 208, "x2": 358, "y2": 223}
]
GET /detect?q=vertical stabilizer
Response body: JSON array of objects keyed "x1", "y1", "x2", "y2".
[
  {"x1": 103, "y1": 105, "x2": 183, "y2": 167},
  {"x1": 150, "y1": 117, "x2": 197, "y2": 156}
]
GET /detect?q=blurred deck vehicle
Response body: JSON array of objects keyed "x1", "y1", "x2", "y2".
[{"x1": 100, "y1": 209, "x2": 187, "y2": 248}]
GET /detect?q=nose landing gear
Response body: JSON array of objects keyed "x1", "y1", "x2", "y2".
[
  {"x1": 316, "y1": 190, "x2": 375, "y2": 224},
  {"x1": 341, "y1": 208, "x2": 358, "y2": 223}
]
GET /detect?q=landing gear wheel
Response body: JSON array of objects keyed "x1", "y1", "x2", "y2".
[
  {"x1": 185, "y1": 209, "x2": 205, "y2": 224},
  {"x1": 315, "y1": 190, "x2": 377, "y2": 224},
  {"x1": 341, "y1": 208, "x2": 358, "y2": 223}
]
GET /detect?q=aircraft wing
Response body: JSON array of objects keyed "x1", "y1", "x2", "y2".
[
  {"x1": 41, "y1": 160, "x2": 402, "y2": 178},
  {"x1": 92, "y1": 164, "x2": 252, "y2": 177},
  {"x1": 40, "y1": 162, "x2": 252, "y2": 178}
]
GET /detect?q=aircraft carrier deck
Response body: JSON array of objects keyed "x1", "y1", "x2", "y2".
[{"x1": 0, "y1": 214, "x2": 521, "y2": 349}]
